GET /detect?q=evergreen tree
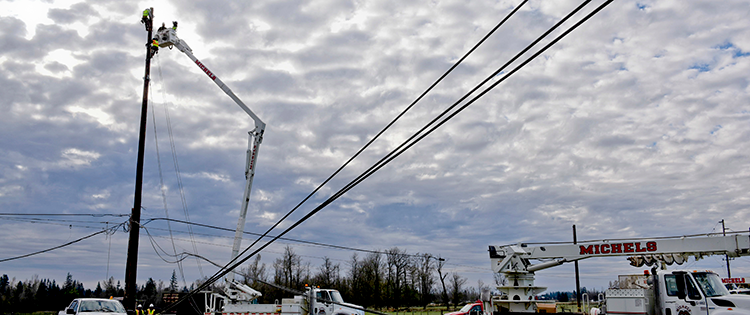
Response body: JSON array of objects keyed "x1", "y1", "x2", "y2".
[
  {"x1": 170, "y1": 270, "x2": 178, "y2": 293},
  {"x1": 95, "y1": 282, "x2": 103, "y2": 298}
]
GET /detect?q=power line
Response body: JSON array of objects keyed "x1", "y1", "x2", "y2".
[
  {"x1": 0, "y1": 217, "x2": 126, "y2": 230},
  {"x1": 328, "y1": 0, "x2": 598, "y2": 212},
  {"x1": 0, "y1": 222, "x2": 126, "y2": 263},
  {"x1": 166, "y1": 0, "x2": 612, "y2": 310},
  {"x1": 154, "y1": 53, "x2": 205, "y2": 279},
  {"x1": 143, "y1": 222, "x2": 488, "y2": 272},
  {"x1": 222, "y1": 0, "x2": 530, "y2": 286},
  {"x1": 0, "y1": 213, "x2": 128, "y2": 217}
]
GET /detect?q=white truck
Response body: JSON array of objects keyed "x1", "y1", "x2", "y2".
[
  {"x1": 59, "y1": 298, "x2": 128, "y2": 315},
  {"x1": 151, "y1": 17, "x2": 365, "y2": 315},
  {"x1": 487, "y1": 232, "x2": 750, "y2": 315},
  {"x1": 202, "y1": 284, "x2": 365, "y2": 315}
]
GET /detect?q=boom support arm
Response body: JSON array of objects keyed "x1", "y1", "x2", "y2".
[
  {"x1": 489, "y1": 233, "x2": 750, "y2": 274},
  {"x1": 155, "y1": 26, "x2": 264, "y2": 285}
]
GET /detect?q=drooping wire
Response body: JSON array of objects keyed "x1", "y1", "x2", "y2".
[
  {"x1": 163, "y1": 1, "x2": 611, "y2": 311},
  {"x1": 0, "y1": 221, "x2": 126, "y2": 263},
  {"x1": 149, "y1": 57, "x2": 187, "y2": 286},
  {"x1": 0, "y1": 213, "x2": 128, "y2": 217},
  {"x1": 206, "y1": 0, "x2": 531, "y2": 288},
  {"x1": 154, "y1": 54, "x2": 205, "y2": 278},
  {"x1": 152, "y1": 55, "x2": 203, "y2": 290}
]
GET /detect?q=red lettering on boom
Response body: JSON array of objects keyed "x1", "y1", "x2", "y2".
[
  {"x1": 195, "y1": 60, "x2": 217, "y2": 81},
  {"x1": 611, "y1": 244, "x2": 622, "y2": 253},
  {"x1": 624, "y1": 243, "x2": 634, "y2": 253},
  {"x1": 635, "y1": 243, "x2": 647, "y2": 252},
  {"x1": 580, "y1": 245, "x2": 593, "y2": 255},
  {"x1": 579, "y1": 241, "x2": 658, "y2": 256}
]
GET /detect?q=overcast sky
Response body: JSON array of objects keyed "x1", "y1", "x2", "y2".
[{"x1": 1, "y1": 0, "x2": 750, "y2": 296}]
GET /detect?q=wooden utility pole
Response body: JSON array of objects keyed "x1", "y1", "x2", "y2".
[{"x1": 124, "y1": 7, "x2": 154, "y2": 312}]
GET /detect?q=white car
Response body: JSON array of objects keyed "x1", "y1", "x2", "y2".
[{"x1": 59, "y1": 298, "x2": 127, "y2": 315}]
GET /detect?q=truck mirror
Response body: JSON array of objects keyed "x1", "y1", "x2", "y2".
[{"x1": 674, "y1": 273, "x2": 687, "y2": 300}]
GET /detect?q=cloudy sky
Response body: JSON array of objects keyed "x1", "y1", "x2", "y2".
[{"x1": 1, "y1": 0, "x2": 750, "y2": 295}]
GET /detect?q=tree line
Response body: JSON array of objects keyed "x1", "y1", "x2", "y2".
[
  {"x1": 0, "y1": 270, "x2": 188, "y2": 313},
  {"x1": 2, "y1": 246, "x2": 502, "y2": 313},
  {"x1": 240, "y1": 246, "x2": 495, "y2": 310}
]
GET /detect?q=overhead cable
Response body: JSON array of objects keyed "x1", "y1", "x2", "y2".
[
  {"x1": 0, "y1": 222, "x2": 125, "y2": 263},
  {"x1": 203, "y1": 0, "x2": 530, "y2": 294},
  {"x1": 167, "y1": 0, "x2": 613, "y2": 310}
]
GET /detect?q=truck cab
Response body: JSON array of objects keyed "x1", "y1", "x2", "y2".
[
  {"x1": 659, "y1": 270, "x2": 750, "y2": 315},
  {"x1": 603, "y1": 270, "x2": 750, "y2": 315},
  {"x1": 310, "y1": 288, "x2": 364, "y2": 315},
  {"x1": 446, "y1": 301, "x2": 485, "y2": 315}
]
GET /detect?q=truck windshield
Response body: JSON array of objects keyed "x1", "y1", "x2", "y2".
[
  {"x1": 329, "y1": 290, "x2": 345, "y2": 304},
  {"x1": 79, "y1": 300, "x2": 126, "y2": 313},
  {"x1": 693, "y1": 272, "x2": 730, "y2": 297},
  {"x1": 459, "y1": 304, "x2": 473, "y2": 313}
]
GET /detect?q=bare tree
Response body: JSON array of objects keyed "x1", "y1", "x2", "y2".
[
  {"x1": 242, "y1": 254, "x2": 267, "y2": 289},
  {"x1": 313, "y1": 257, "x2": 341, "y2": 289},
  {"x1": 437, "y1": 257, "x2": 449, "y2": 310},
  {"x1": 449, "y1": 273, "x2": 466, "y2": 309},
  {"x1": 347, "y1": 252, "x2": 383, "y2": 308},
  {"x1": 385, "y1": 247, "x2": 411, "y2": 308},
  {"x1": 416, "y1": 254, "x2": 435, "y2": 309},
  {"x1": 273, "y1": 245, "x2": 305, "y2": 289}
]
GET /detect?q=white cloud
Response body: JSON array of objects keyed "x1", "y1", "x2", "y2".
[{"x1": 1, "y1": 0, "x2": 749, "y2": 294}]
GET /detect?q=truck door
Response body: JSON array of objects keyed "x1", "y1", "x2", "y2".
[
  {"x1": 662, "y1": 273, "x2": 705, "y2": 315},
  {"x1": 468, "y1": 304, "x2": 483, "y2": 315},
  {"x1": 315, "y1": 290, "x2": 333, "y2": 315}
]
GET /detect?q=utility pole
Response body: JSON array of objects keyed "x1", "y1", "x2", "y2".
[
  {"x1": 722, "y1": 219, "x2": 731, "y2": 278},
  {"x1": 573, "y1": 224, "x2": 581, "y2": 313},
  {"x1": 124, "y1": 7, "x2": 154, "y2": 312}
]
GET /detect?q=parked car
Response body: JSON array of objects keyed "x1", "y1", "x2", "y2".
[{"x1": 59, "y1": 298, "x2": 127, "y2": 315}]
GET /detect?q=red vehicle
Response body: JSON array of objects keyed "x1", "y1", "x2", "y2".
[{"x1": 446, "y1": 301, "x2": 485, "y2": 315}]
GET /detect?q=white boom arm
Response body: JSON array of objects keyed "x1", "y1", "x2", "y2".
[
  {"x1": 155, "y1": 24, "x2": 264, "y2": 299},
  {"x1": 490, "y1": 233, "x2": 750, "y2": 274},
  {"x1": 488, "y1": 233, "x2": 750, "y2": 313}
]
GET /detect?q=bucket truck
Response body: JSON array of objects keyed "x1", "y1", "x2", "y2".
[
  {"x1": 153, "y1": 19, "x2": 364, "y2": 315},
  {"x1": 485, "y1": 232, "x2": 750, "y2": 315},
  {"x1": 153, "y1": 20, "x2": 265, "y2": 305}
]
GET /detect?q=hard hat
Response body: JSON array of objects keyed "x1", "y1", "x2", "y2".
[
  {"x1": 150, "y1": 304, "x2": 154, "y2": 307},
  {"x1": 138, "y1": 304, "x2": 142, "y2": 308}
]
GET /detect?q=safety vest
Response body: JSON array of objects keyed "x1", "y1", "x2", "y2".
[
  {"x1": 136, "y1": 310, "x2": 143, "y2": 315},
  {"x1": 147, "y1": 309, "x2": 155, "y2": 315},
  {"x1": 142, "y1": 9, "x2": 149, "y2": 18},
  {"x1": 152, "y1": 39, "x2": 159, "y2": 47}
]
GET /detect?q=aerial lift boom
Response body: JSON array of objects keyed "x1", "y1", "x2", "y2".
[
  {"x1": 488, "y1": 233, "x2": 750, "y2": 313},
  {"x1": 154, "y1": 22, "x2": 264, "y2": 301}
]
